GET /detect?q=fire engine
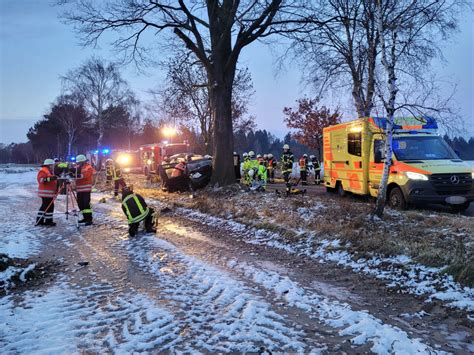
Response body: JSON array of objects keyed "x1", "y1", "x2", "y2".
[
  {"x1": 323, "y1": 117, "x2": 474, "y2": 211},
  {"x1": 139, "y1": 142, "x2": 190, "y2": 176}
]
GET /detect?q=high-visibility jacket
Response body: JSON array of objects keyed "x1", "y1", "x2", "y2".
[
  {"x1": 37, "y1": 166, "x2": 57, "y2": 198},
  {"x1": 281, "y1": 151, "x2": 294, "y2": 173},
  {"x1": 113, "y1": 166, "x2": 123, "y2": 180},
  {"x1": 257, "y1": 164, "x2": 267, "y2": 182},
  {"x1": 76, "y1": 163, "x2": 95, "y2": 192},
  {"x1": 171, "y1": 161, "x2": 186, "y2": 178},
  {"x1": 121, "y1": 193, "x2": 149, "y2": 224},
  {"x1": 299, "y1": 157, "x2": 307, "y2": 171},
  {"x1": 106, "y1": 164, "x2": 113, "y2": 178}
]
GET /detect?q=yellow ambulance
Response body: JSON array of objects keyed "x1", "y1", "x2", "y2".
[{"x1": 323, "y1": 117, "x2": 474, "y2": 211}]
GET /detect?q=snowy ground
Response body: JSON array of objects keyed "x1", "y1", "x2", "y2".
[{"x1": 0, "y1": 169, "x2": 473, "y2": 353}]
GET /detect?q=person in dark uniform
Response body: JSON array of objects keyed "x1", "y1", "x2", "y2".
[
  {"x1": 121, "y1": 186, "x2": 156, "y2": 237},
  {"x1": 233, "y1": 152, "x2": 241, "y2": 182}
]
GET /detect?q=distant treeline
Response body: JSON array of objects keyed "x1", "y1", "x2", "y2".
[
  {"x1": 1, "y1": 126, "x2": 472, "y2": 164},
  {"x1": 443, "y1": 135, "x2": 474, "y2": 160}
]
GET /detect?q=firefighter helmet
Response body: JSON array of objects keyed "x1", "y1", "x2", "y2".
[
  {"x1": 303, "y1": 154, "x2": 308, "y2": 158},
  {"x1": 256, "y1": 154, "x2": 262, "y2": 159},
  {"x1": 43, "y1": 158, "x2": 55, "y2": 166},
  {"x1": 106, "y1": 158, "x2": 113, "y2": 163},
  {"x1": 309, "y1": 155, "x2": 315, "y2": 159},
  {"x1": 243, "y1": 152, "x2": 248, "y2": 157},
  {"x1": 283, "y1": 144, "x2": 290, "y2": 150},
  {"x1": 76, "y1": 154, "x2": 87, "y2": 163},
  {"x1": 268, "y1": 153, "x2": 273, "y2": 159},
  {"x1": 263, "y1": 154, "x2": 268, "y2": 159},
  {"x1": 248, "y1": 151, "x2": 255, "y2": 158}
]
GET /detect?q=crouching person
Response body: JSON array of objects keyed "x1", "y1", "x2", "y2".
[{"x1": 121, "y1": 187, "x2": 156, "y2": 237}]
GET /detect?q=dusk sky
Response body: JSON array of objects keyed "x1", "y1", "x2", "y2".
[{"x1": 1, "y1": 0, "x2": 473, "y2": 144}]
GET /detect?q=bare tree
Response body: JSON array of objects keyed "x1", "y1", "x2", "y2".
[
  {"x1": 155, "y1": 51, "x2": 255, "y2": 154},
  {"x1": 54, "y1": 94, "x2": 90, "y2": 157},
  {"x1": 62, "y1": 57, "x2": 131, "y2": 149},
  {"x1": 60, "y1": 0, "x2": 310, "y2": 185},
  {"x1": 286, "y1": 0, "x2": 379, "y2": 117},
  {"x1": 373, "y1": 0, "x2": 464, "y2": 218}
]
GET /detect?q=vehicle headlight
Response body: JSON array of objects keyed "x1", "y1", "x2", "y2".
[
  {"x1": 117, "y1": 154, "x2": 130, "y2": 165},
  {"x1": 405, "y1": 171, "x2": 428, "y2": 181},
  {"x1": 147, "y1": 159, "x2": 152, "y2": 165}
]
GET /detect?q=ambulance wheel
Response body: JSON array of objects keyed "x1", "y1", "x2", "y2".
[
  {"x1": 336, "y1": 182, "x2": 346, "y2": 197},
  {"x1": 388, "y1": 186, "x2": 407, "y2": 210}
]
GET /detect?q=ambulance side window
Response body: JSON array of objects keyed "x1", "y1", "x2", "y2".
[
  {"x1": 374, "y1": 140, "x2": 385, "y2": 163},
  {"x1": 348, "y1": 132, "x2": 362, "y2": 156}
]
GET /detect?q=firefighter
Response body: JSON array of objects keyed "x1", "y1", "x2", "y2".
[
  {"x1": 256, "y1": 159, "x2": 268, "y2": 191},
  {"x1": 263, "y1": 154, "x2": 269, "y2": 167},
  {"x1": 36, "y1": 159, "x2": 58, "y2": 226},
  {"x1": 311, "y1": 155, "x2": 321, "y2": 185},
  {"x1": 121, "y1": 186, "x2": 156, "y2": 237},
  {"x1": 105, "y1": 159, "x2": 114, "y2": 185},
  {"x1": 242, "y1": 151, "x2": 254, "y2": 186},
  {"x1": 299, "y1": 154, "x2": 308, "y2": 185},
  {"x1": 281, "y1": 144, "x2": 294, "y2": 194},
  {"x1": 75, "y1": 154, "x2": 96, "y2": 225},
  {"x1": 233, "y1": 151, "x2": 241, "y2": 182},
  {"x1": 267, "y1": 153, "x2": 277, "y2": 183},
  {"x1": 112, "y1": 160, "x2": 127, "y2": 197}
]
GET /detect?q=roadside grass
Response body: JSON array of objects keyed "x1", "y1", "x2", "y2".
[{"x1": 130, "y1": 176, "x2": 474, "y2": 287}]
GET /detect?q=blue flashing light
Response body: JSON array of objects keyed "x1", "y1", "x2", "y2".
[
  {"x1": 102, "y1": 148, "x2": 110, "y2": 154},
  {"x1": 421, "y1": 116, "x2": 438, "y2": 129},
  {"x1": 94, "y1": 150, "x2": 99, "y2": 154},
  {"x1": 70, "y1": 157, "x2": 76, "y2": 161}
]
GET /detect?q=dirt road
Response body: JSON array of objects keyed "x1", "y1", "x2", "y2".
[{"x1": 1, "y1": 170, "x2": 472, "y2": 353}]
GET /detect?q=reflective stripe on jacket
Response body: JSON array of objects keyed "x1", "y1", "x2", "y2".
[
  {"x1": 121, "y1": 193, "x2": 149, "y2": 224},
  {"x1": 76, "y1": 163, "x2": 95, "y2": 192},
  {"x1": 37, "y1": 166, "x2": 57, "y2": 198}
]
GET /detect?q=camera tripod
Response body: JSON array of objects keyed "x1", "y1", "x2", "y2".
[{"x1": 35, "y1": 178, "x2": 81, "y2": 229}]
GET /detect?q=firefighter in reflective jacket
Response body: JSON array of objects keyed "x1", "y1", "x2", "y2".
[
  {"x1": 267, "y1": 154, "x2": 277, "y2": 183},
  {"x1": 281, "y1": 144, "x2": 294, "y2": 194},
  {"x1": 310, "y1": 155, "x2": 321, "y2": 185},
  {"x1": 36, "y1": 158, "x2": 58, "y2": 226},
  {"x1": 121, "y1": 187, "x2": 156, "y2": 237},
  {"x1": 256, "y1": 160, "x2": 268, "y2": 190},
  {"x1": 299, "y1": 154, "x2": 308, "y2": 185},
  {"x1": 75, "y1": 154, "x2": 96, "y2": 225},
  {"x1": 105, "y1": 159, "x2": 113, "y2": 185},
  {"x1": 112, "y1": 160, "x2": 126, "y2": 197}
]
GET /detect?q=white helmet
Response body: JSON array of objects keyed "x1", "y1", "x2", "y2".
[
  {"x1": 283, "y1": 144, "x2": 290, "y2": 150},
  {"x1": 106, "y1": 158, "x2": 113, "y2": 163},
  {"x1": 248, "y1": 169, "x2": 255, "y2": 177},
  {"x1": 303, "y1": 154, "x2": 308, "y2": 158},
  {"x1": 256, "y1": 154, "x2": 262, "y2": 159},
  {"x1": 268, "y1": 154, "x2": 273, "y2": 159},
  {"x1": 263, "y1": 154, "x2": 268, "y2": 159},
  {"x1": 243, "y1": 152, "x2": 248, "y2": 157},
  {"x1": 233, "y1": 151, "x2": 237, "y2": 155},
  {"x1": 43, "y1": 158, "x2": 55, "y2": 166},
  {"x1": 248, "y1": 151, "x2": 255, "y2": 158},
  {"x1": 309, "y1": 155, "x2": 315, "y2": 159},
  {"x1": 76, "y1": 154, "x2": 87, "y2": 163}
]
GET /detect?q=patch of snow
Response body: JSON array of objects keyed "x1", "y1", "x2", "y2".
[{"x1": 177, "y1": 207, "x2": 474, "y2": 313}]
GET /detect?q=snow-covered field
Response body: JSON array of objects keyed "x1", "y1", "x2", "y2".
[{"x1": 0, "y1": 169, "x2": 473, "y2": 353}]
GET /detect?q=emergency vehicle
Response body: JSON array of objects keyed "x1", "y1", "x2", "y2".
[
  {"x1": 323, "y1": 117, "x2": 474, "y2": 211},
  {"x1": 139, "y1": 142, "x2": 190, "y2": 176}
]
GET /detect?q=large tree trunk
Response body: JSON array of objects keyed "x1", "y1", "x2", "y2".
[{"x1": 209, "y1": 69, "x2": 236, "y2": 186}]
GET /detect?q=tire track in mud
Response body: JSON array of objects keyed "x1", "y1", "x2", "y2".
[
  {"x1": 79, "y1": 197, "x2": 444, "y2": 353},
  {"x1": 154, "y1": 210, "x2": 473, "y2": 354}
]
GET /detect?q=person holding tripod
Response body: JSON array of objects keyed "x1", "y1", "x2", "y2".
[
  {"x1": 75, "y1": 154, "x2": 96, "y2": 225},
  {"x1": 36, "y1": 159, "x2": 58, "y2": 226}
]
